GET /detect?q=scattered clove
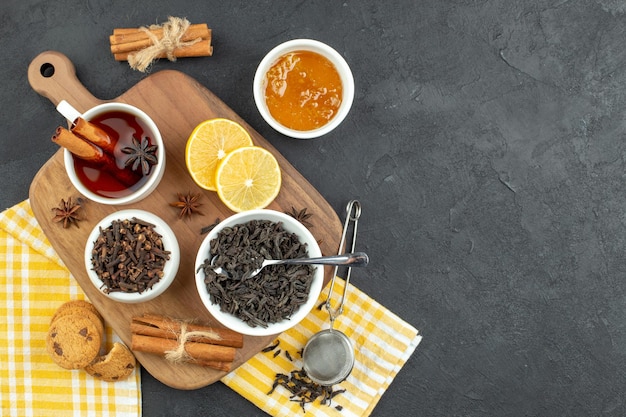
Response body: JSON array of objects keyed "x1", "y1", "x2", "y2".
[{"x1": 267, "y1": 368, "x2": 346, "y2": 413}]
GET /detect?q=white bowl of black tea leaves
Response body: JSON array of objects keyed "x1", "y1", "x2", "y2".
[{"x1": 194, "y1": 209, "x2": 324, "y2": 336}]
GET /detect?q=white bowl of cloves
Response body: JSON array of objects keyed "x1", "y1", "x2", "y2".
[{"x1": 84, "y1": 209, "x2": 180, "y2": 303}]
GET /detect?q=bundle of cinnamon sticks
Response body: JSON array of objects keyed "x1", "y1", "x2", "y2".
[
  {"x1": 131, "y1": 314, "x2": 243, "y2": 372},
  {"x1": 110, "y1": 19, "x2": 213, "y2": 63}
]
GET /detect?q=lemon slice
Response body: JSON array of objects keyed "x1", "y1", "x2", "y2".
[
  {"x1": 215, "y1": 146, "x2": 282, "y2": 212},
  {"x1": 185, "y1": 118, "x2": 253, "y2": 190}
]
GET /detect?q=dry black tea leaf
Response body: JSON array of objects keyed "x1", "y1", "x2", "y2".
[
  {"x1": 200, "y1": 218, "x2": 221, "y2": 235},
  {"x1": 262, "y1": 340, "x2": 280, "y2": 352}
]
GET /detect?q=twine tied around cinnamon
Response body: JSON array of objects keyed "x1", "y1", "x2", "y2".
[
  {"x1": 127, "y1": 16, "x2": 202, "y2": 72},
  {"x1": 163, "y1": 321, "x2": 221, "y2": 364}
]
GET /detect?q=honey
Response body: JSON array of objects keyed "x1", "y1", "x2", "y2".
[{"x1": 264, "y1": 50, "x2": 343, "y2": 131}]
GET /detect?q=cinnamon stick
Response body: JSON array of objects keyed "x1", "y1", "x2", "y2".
[
  {"x1": 190, "y1": 358, "x2": 232, "y2": 372},
  {"x1": 110, "y1": 25, "x2": 211, "y2": 54},
  {"x1": 131, "y1": 314, "x2": 243, "y2": 348},
  {"x1": 52, "y1": 127, "x2": 140, "y2": 187},
  {"x1": 112, "y1": 28, "x2": 143, "y2": 36},
  {"x1": 113, "y1": 39, "x2": 213, "y2": 62},
  {"x1": 72, "y1": 117, "x2": 116, "y2": 155},
  {"x1": 131, "y1": 334, "x2": 237, "y2": 364},
  {"x1": 52, "y1": 126, "x2": 108, "y2": 163},
  {"x1": 111, "y1": 23, "x2": 209, "y2": 42}
]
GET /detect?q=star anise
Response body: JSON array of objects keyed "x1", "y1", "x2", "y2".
[
  {"x1": 285, "y1": 206, "x2": 314, "y2": 228},
  {"x1": 170, "y1": 192, "x2": 204, "y2": 219},
  {"x1": 121, "y1": 136, "x2": 158, "y2": 176},
  {"x1": 51, "y1": 197, "x2": 83, "y2": 228}
]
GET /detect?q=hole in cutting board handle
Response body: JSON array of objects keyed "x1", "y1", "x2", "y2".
[
  {"x1": 28, "y1": 51, "x2": 100, "y2": 110},
  {"x1": 40, "y1": 63, "x2": 55, "y2": 78}
]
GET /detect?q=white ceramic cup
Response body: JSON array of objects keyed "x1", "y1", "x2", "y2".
[
  {"x1": 58, "y1": 101, "x2": 165, "y2": 205},
  {"x1": 253, "y1": 39, "x2": 355, "y2": 139}
]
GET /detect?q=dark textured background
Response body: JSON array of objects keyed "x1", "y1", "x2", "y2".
[{"x1": 3, "y1": 0, "x2": 626, "y2": 415}]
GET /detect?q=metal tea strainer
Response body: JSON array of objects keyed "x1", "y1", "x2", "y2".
[{"x1": 302, "y1": 200, "x2": 362, "y2": 385}]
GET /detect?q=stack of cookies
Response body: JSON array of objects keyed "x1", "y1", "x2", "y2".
[{"x1": 46, "y1": 300, "x2": 136, "y2": 382}]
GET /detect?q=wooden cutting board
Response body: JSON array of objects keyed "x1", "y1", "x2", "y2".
[{"x1": 27, "y1": 51, "x2": 342, "y2": 390}]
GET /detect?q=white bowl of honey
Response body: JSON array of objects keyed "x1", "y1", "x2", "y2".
[
  {"x1": 54, "y1": 101, "x2": 166, "y2": 205},
  {"x1": 253, "y1": 39, "x2": 354, "y2": 139}
]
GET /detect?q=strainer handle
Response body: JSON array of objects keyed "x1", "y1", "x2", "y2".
[{"x1": 326, "y1": 200, "x2": 362, "y2": 325}]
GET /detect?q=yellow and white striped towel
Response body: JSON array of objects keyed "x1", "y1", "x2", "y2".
[
  {"x1": 0, "y1": 199, "x2": 421, "y2": 417},
  {"x1": 222, "y1": 273, "x2": 422, "y2": 416},
  {"x1": 0, "y1": 200, "x2": 141, "y2": 417}
]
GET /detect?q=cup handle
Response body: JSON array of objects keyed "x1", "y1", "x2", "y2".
[{"x1": 56, "y1": 100, "x2": 83, "y2": 124}]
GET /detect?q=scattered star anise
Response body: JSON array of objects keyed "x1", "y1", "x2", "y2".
[
  {"x1": 285, "y1": 206, "x2": 314, "y2": 228},
  {"x1": 170, "y1": 192, "x2": 204, "y2": 219},
  {"x1": 121, "y1": 136, "x2": 158, "y2": 176},
  {"x1": 51, "y1": 197, "x2": 83, "y2": 228}
]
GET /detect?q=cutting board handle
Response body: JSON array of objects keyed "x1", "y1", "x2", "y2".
[{"x1": 28, "y1": 51, "x2": 103, "y2": 113}]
